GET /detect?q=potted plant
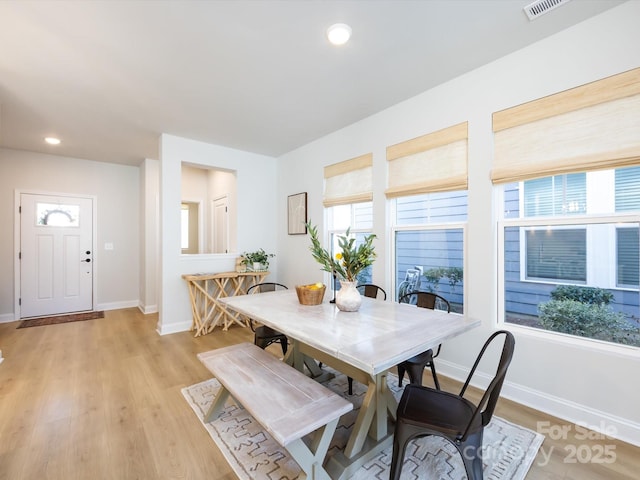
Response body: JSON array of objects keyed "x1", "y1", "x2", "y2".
[
  {"x1": 305, "y1": 221, "x2": 376, "y2": 311},
  {"x1": 241, "y1": 249, "x2": 275, "y2": 271}
]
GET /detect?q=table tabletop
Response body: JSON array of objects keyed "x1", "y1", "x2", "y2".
[{"x1": 221, "y1": 290, "x2": 480, "y2": 375}]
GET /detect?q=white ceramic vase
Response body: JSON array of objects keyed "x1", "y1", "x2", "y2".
[{"x1": 335, "y1": 280, "x2": 362, "y2": 312}]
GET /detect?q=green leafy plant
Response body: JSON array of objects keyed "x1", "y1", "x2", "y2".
[
  {"x1": 241, "y1": 249, "x2": 275, "y2": 269},
  {"x1": 423, "y1": 267, "x2": 464, "y2": 293},
  {"x1": 549, "y1": 285, "x2": 614, "y2": 305},
  {"x1": 539, "y1": 299, "x2": 636, "y2": 344},
  {"x1": 306, "y1": 221, "x2": 376, "y2": 282}
]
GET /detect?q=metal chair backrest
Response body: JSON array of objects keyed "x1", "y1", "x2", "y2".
[
  {"x1": 398, "y1": 291, "x2": 450, "y2": 312},
  {"x1": 458, "y1": 330, "x2": 516, "y2": 440},
  {"x1": 247, "y1": 282, "x2": 288, "y2": 294},
  {"x1": 357, "y1": 284, "x2": 387, "y2": 300}
]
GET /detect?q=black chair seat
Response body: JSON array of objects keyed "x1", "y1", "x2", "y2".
[
  {"x1": 255, "y1": 325, "x2": 283, "y2": 338},
  {"x1": 247, "y1": 283, "x2": 288, "y2": 355},
  {"x1": 397, "y1": 385, "x2": 480, "y2": 437}
]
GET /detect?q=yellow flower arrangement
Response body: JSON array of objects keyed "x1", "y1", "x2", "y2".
[{"x1": 305, "y1": 221, "x2": 377, "y2": 282}]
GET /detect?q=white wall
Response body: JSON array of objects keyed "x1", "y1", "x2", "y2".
[
  {"x1": 140, "y1": 158, "x2": 159, "y2": 314},
  {"x1": 0, "y1": 147, "x2": 140, "y2": 319},
  {"x1": 158, "y1": 134, "x2": 278, "y2": 335},
  {"x1": 276, "y1": 2, "x2": 640, "y2": 445}
]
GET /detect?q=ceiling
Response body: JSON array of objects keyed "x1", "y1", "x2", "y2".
[{"x1": 0, "y1": 0, "x2": 626, "y2": 166}]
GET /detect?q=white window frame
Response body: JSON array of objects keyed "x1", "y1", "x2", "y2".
[{"x1": 389, "y1": 196, "x2": 467, "y2": 307}]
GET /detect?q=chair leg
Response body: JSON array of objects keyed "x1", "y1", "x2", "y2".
[
  {"x1": 390, "y1": 421, "x2": 424, "y2": 480},
  {"x1": 397, "y1": 364, "x2": 406, "y2": 387},
  {"x1": 406, "y1": 363, "x2": 425, "y2": 386},
  {"x1": 429, "y1": 361, "x2": 440, "y2": 390},
  {"x1": 390, "y1": 426, "x2": 407, "y2": 480},
  {"x1": 347, "y1": 377, "x2": 353, "y2": 395},
  {"x1": 457, "y1": 429, "x2": 484, "y2": 480},
  {"x1": 280, "y1": 339, "x2": 288, "y2": 356}
]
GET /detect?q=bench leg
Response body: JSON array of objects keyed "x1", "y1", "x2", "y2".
[
  {"x1": 203, "y1": 385, "x2": 231, "y2": 423},
  {"x1": 285, "y1": 418, "x2": 338, "y2": 480}
]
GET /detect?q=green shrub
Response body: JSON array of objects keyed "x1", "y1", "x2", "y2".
[
  {"x1": 549, "y1": 285, "x2": 613, "y2": 305},
  {"x1": 423, "y1": 267, "x2": 463, "y2": 293},
  {"x1": 539, "y1": 299, "x2": 636, "y2": 344}
]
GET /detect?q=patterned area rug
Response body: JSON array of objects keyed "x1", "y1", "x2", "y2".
[
  {"x1": 182, "y1": 369, "x2": 543, "y2": 480},
  {"x1": 17, "y1": 311, "x2": 104, "y2": 328}
]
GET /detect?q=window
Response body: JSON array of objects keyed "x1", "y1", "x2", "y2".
[
  {"x1": 392, "y1": 191, "x2": 466, "y2": 309},
  {"x1": 525, "y1": 228, "x2": 586, "y2": 282},
  {"x1": 386, "y1": 122, "x2": 468, "y2": 308},
  {"x1": 500, "y1": 168, "x2": 640, "y2": 347},
  {"x1": 493, "y1": 68, "x2": 640, "y2": 347},
  {"x1": 327, "y1": 202, "x2": 374, "y2": 286},
  {"x1": 37, "y1": 203, "x2": 80, "y2": 227}
]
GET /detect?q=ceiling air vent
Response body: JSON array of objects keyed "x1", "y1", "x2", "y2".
[{"x1": 524, "y1": 0, "x2": 572, "y2": 21}]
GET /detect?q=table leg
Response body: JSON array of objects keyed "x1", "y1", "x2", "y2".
[
  {"x1": 324, "y1": 371, "x2": 398, "y2": 480},
  {"x1": 289, "y1": 340, "x2": 334, "y2": 383}
]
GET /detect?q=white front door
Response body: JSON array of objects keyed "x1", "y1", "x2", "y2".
[{"x1": 20, "y1": 193, "x2": 94, "y2": 318}]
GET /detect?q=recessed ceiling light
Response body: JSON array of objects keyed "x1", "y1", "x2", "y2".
[
  {"x1": 45, "y1": 137, "x2": 61, "y2": 145},
  {"x1": 327, "y1": 23, "x2": 352, "y2": 46}
]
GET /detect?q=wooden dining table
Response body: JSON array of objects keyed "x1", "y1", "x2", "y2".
[{"x1": 220, "y1": 289, "x2": 480, "y2": 479}]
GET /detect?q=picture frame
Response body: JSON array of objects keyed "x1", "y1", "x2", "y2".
[{"x1": 287, "y1": 192, "x2": 307, "y2": 235}]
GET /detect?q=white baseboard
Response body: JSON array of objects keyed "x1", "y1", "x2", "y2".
[
  {"x1": 138, "y1": 303, "x2": 158, "y2": 314},
  {"x1": 0, "y1": 313, "x2": 17, "y2": 324},
  {"x1": 156, "y1": 319, "x2": 192, "y2": 336},
  {"x1": 96, "y1": 300, "x2": 139, "y2": 311},
  {"x1": 437, "y1": 359, "x2": 640, "y2": 447}
]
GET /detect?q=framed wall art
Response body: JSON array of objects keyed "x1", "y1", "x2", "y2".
[{"x1": 287, "y1": 192, "x2": 307, "y2": 235}]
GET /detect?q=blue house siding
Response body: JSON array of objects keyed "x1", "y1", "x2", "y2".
[{"x1": 395, "y1": 229, "x2": 464, "y2": 305}]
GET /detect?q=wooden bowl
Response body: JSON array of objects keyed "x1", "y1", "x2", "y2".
[{"x1": 295, "y1": 284, "x2": 326, "y2": 305}]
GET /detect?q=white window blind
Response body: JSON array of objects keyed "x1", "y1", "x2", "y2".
[
  {"x1": 492, "y1": 67, "x2": 640, "y2": 184},
  {"x1": 385, "y1": 122, "x2": 468, "y2": 198},
  {"x1": 615, "y1": 166, "x2": 640, "y2": 212},
  {"x1": 323, "y1": 153, "x2": 373, "y2": 207}
]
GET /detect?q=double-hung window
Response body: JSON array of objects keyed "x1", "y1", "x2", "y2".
[
  {"x1": 387, "y1": 122, "x2": 468, "y2": 309},
  {"x1": 494, "y1": 67, "x2": 640, "y2": 347},
  {"x1": 323, "y1": 154, "x2": 375, "y2": 291}
]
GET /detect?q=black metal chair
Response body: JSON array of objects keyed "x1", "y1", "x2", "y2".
[
  {"x1": 357, "y1": 283, "x2": 387, "y2": 300},
  {"x1": 390, "y1": 330, "x2": 516, "y2": 480},
  {"x1": 397, "y1": 291, "x2": 451, "y2": 389},
  {"x1": 247, "y1": 283, "x2": 288, "y2": 355}
]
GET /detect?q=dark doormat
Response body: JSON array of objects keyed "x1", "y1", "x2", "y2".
[{"x1": 17, "y1": 311, "x2": 105, "y2": 329}]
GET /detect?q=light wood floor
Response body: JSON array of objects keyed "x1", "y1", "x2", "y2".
[{"x1": 0, "y1": 308, "x2": 637, "y2": 479}]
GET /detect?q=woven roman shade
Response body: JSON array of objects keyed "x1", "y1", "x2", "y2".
[
  {"x1": 323, "y1": 153, "x2": 373, "y2": 207},
  {"x1": 385, "y1": 122, "x2": 468, "y2": 198},
  {"x1": 492, "y1": 67, "x2": 640, "y2": 184}
]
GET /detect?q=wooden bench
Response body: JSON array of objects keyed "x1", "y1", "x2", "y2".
[{"x1": 197, "y1": 342, "x2": 353, "y2": 480}]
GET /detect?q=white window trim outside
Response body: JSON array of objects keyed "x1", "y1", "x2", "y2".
[{"x1": 509, "y1": 214, "x2": 639, "y2": 290}]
